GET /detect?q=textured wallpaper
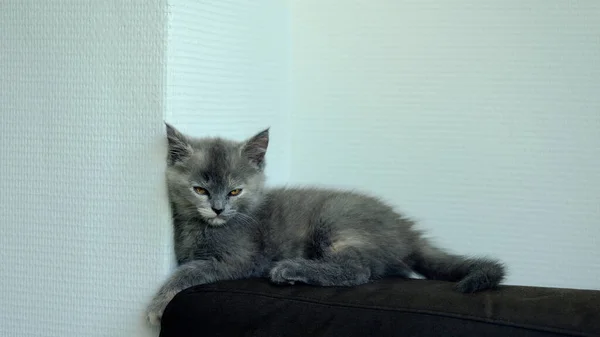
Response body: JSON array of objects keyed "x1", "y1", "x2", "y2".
[
  {"x1": 0, "y1": 1, "x2": 171, "y2": 336},
  {"x1": 289, "y1": 1, "x2": 600, "y2": 290},
  {"x1": 0, "y1": 1, "x2": 289, "y2": 336}
]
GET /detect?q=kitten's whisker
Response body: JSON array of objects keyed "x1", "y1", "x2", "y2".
[{"x1": 235, "y1": 212, "x2": 260, "y2": 226}]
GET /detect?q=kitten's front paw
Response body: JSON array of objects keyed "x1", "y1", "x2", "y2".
[
  {"x1": 145, "y1": 290, "x2": 178, "y2": 326},
  {"x1": 269, "y1": 260, "x2": 308, "y2": 285}
]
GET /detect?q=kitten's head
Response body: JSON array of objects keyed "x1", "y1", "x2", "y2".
[{"x1": 165, "y1": 123, "x2": 269, "y2": 226}]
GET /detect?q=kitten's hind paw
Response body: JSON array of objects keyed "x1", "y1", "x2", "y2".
[
  {"x1": 269, "y1": 260, "x2": 309, "y2": 285},
  {"x1": 455, "y1": 263, "x2": 506, "y2": 293}
]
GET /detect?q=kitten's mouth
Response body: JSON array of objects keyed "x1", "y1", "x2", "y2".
[
  {"x1": 198, "y1": 208, "x2": 229, "y2": 226},
  {"x1": 207, "y1": 216, "x2": 227, "y2": 226}
]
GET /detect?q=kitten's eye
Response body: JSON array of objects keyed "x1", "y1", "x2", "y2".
[
  {"x1": 229, "y1": 189, "x2": 242, "y2": 196},
  {"x1": 193, "y1": 186, "x2": 208, "y2": 195}
]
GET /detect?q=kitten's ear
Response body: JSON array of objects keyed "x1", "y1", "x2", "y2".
[
  {"x1": 165, "y1": 122, "x2": 193, "y2": 165},
  {"x1": 241, "y1": 128, "x2": 269, "y2": 169}
]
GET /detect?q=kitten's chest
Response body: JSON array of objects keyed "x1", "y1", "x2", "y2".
[
  {"x1": 174, "y1": 224, "x2": 205, "y2": 263},
  {"x1": 181, "y1": 224, "x2": 257, "y2": 262}
]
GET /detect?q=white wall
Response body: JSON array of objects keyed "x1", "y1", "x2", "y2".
[
  {"x1": 165, "y1": 0, "x2": 290, "y2": 185},
  {"x1": 289, "y1": 1, "x2": 600, "y2": 290},
  {"x1": 0, "y1": 1, "x2": 289, "y2": 336},
  {"x1": 0, "y1": 2, "x2": 171, "y2": 337}
]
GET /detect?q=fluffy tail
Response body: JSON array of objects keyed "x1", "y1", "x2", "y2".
[{"x1": 409, "y1": 239, "x2": 506, "y2": 293}]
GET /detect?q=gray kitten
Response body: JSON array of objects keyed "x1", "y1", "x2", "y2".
[{"x1": 146, "y1": 124, "x2": 506, "y2": 325}]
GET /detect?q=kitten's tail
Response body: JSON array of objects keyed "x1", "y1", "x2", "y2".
[{"x1": 409, "y1": 239, "x2": 506, "y2": 293}]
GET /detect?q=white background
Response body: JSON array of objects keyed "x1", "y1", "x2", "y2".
[
  {"x1": 1, "y1": 1, "x2": 599, "y2": 337},
  {"x1": 166, "y1": 0, "x2": 290, "y2": 185},
  {"x1": 287, "y1": 1, "x2": 600, "y2": 291}
]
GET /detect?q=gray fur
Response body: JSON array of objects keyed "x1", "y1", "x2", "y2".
[{"x1": 146, "y1": 124, "x2": 506, "y2": 325}]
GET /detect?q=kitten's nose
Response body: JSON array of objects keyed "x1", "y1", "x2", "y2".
[{"x1": 211, "y1": 207, "x2": 223, "y2": 215}]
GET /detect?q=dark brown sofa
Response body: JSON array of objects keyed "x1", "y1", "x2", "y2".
[{"x1": 159, "y1": 278, "x2": 600, "y2": 337}]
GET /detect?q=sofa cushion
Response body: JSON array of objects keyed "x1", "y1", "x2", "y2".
[{"x1": 160, "y1": 278, "x2": 600, "y2": 337}]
